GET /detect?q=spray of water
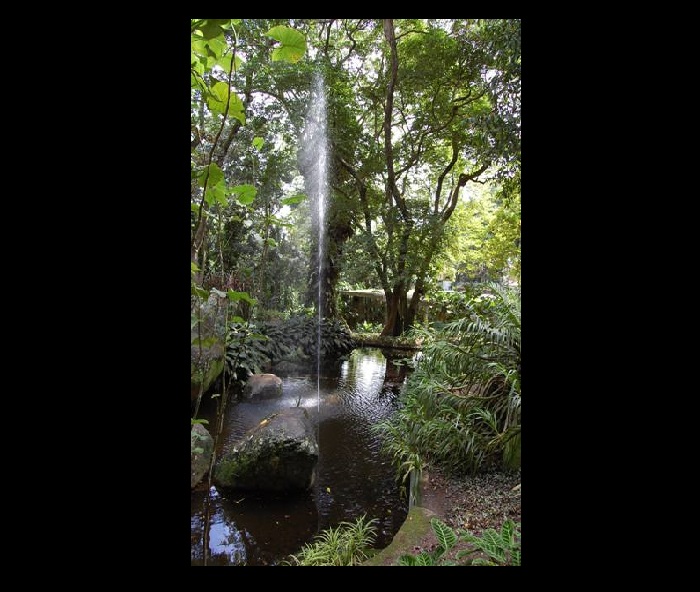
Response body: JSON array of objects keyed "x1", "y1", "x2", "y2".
[{"x1": 302, "y1": 72, "x2": 328, "y2": 422}]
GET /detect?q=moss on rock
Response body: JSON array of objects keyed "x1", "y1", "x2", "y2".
[{"x1": 361, "y1": 506, "x2": 437, "y2": 566}]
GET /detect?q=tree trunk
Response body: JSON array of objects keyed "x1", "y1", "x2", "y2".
[
  {"x1": 405, "y1": 278, "x2": 427, "y2": 330},
  {"x1": 304, "y1": 230, "x2": 338, "y2": 320},
  {"x1": 381, "y1": 287, "x2": 407, "y2": 337}
]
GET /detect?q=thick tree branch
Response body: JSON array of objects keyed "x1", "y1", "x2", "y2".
[
  {"x1": 382, "y1": 19, "x2": 408, "y2": 221},
  {"x1": 338, "y1": 20, "x2": 359, "y2": 65},
  {"x1": 440, "y1": 162, "x2": 490, "y2": 221},
  {"x1": 434, "y1": 135, "x2": 460, "y2": 213}
]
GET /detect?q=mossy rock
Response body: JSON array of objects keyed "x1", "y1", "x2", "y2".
[
  {"x1": 361, "y1": 506, "x2": 437, "y2": 566},
  {"x1": 190, "y1": 358, "x2": 224, "y2": 401}
]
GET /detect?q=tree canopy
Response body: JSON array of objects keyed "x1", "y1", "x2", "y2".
[{"x1": 190, "y1": 19, "x2": 520, "y2": 334}]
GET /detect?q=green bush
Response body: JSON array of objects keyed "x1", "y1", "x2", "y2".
[
  {"x1": 376, "y1": 282, "x2": 520, "y2": 479},
  {"x1": 224, "y1": 320, "x2": 271, "y2": 386},
  {"x1": 283, "y1": 515, "x2": 378, "y2": 566}
]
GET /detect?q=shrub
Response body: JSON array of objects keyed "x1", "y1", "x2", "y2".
[{"x1": 283, "y1": 515, "x2": 378, "y2": 566}]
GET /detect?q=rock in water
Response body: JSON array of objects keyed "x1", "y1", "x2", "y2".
[
  {"x1": 242, "y1": 373, "x2": 283, "y2": 399},
  {"x1": 214, "y1": 407, "x2": 318, "y2": 491}
]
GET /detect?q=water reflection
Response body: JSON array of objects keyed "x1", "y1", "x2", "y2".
[{"x1": 191, "y1": 348, "x2": 415, "y2": 566}]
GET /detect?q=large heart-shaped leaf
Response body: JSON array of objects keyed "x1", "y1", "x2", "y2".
[{"x1": 266, "y1": 26, "x2": 306, "y2": 63}]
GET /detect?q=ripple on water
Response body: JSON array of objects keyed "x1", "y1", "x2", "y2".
[{"x1": 191, "y1": 348, "x2": 411, "y2": 566}]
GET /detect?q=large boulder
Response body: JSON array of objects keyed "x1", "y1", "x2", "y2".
[
  {"x1": 191, "y1": 423, "x2": 214, "y2": 488},
  {"x1": 191, "y1": 295, "x2": 227, "y2": 402},
  {"x1": 242, "y1": 373, "x2": 283, "y2": 400},
  {"x1": 214, "y1": 407, "x2": 318, "y2": 491}
]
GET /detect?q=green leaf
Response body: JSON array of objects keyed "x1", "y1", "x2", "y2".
[
  {"x1": 198, "y1": 162, "x2": 224, "y2": 188},
  {"x1": 282, "y1": 193, "x2": 306, "y2": 205},
  {"x1": 511, "y1": 549, "x2": 521, "y2": 566},
  {"x1": 198, "y1": 20, "x2": 224, "y2": 40},
  {"x1": 205, "y1": 181, "x2": 228, "y2": 207},
  {"x1": 264, "y1": 237, "x2": 278, "y2": 248},
  {"x1": 252, "y1": 136, "x2": 264, "y2": 150},
  {"x1": 397, "y1": 554, "x2": 417, "y2": 566},
  {"x1": 481, "y1": 529, "x2": 502, "y2": 550},
  {"x1": 204, "y1": 181, "x2": 228, "y2": 207},
  {"x1": 204, "y1": 37, "x2": 226, "y2": 63},
  {"x1": 415, "y1": 552, "x2": 434, "y2": 566},
  {"x1": 191, "y1": 35, "x2": 206, "y2": 50},
  {"x1": 471, "y1": 558, "x2": 497, "y2": 566},
  {"x1": 227, "y1": 92, "x2": 246, "y2": 124},
  {"x1": 191, "y1": 261, "x2": 200, "y2": 272},
  {"x1": 430, "y1": 518, "x2": 457, "y2": 551},
  {"x1": 266, "y1": 25, "x2": 306, "y2": 63},
  {"x1": 227, "y1": 290, "x2": 258, "y2": 306},
  {"x1": 202, "y1": 76, "x2": 245, "y2": 121},
  {"x1": 500, "y1": 520, "x2": 515, "y2": 545},
  {"x1": 192, "y1": 286, "x2": 209, "y2": 299},
  {"x1": 191, "y1": 418, "x2": 209, "y2": 425},
  {"x1": 231, "y1": 184, "x2": 257, "y2": 205},
  {"x1": 207, "y1": 80, "x2": 229, "y2": 115},
  {"x1": 193, "y1": 447, "x2": 204, "y2": 454}
]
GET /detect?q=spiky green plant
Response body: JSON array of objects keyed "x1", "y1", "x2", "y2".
[
  {"x1": 375, "y1": 282, "x2": 520, "y2": 478},
  {"x1": 282, "y1": 515, "x2": 378, "y2": 566}
]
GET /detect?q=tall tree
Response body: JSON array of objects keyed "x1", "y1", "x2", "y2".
[
  {"x1": 333, "y1": 19, "x2": 521, "y2": 335},
  {"x1": 190, "y1": 19, "x2": 520, "y2": 336}
]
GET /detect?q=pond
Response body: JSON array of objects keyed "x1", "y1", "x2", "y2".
[{"x1": 190, "y1": 347, "x2": 414, "y2": 566}]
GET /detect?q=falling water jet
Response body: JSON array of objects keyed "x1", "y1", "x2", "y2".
[
  {"x1": 301, "y1": 71, "x2": 328, "y2": 539},
  {"x1": 301, "y1": 71, "x2": 328, "y2": 422}
]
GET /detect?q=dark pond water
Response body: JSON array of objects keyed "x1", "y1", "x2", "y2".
[{"x1": 190, "y1": 347, "x2": 414, "y2": 566}]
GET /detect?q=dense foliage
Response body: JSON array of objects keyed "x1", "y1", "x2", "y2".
[
  {"x1": 225, "y1": 315, "x2": 356, "y2": 385},
  {"x1": 376, "y1": 282, "x2": 521, "y2": 480},
  {"x1": 191, "y1": 20, "x2": 521, "y2": 567},
  {"x1": 191, "y1": 19, "x2": 520, "y2": 338}
]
